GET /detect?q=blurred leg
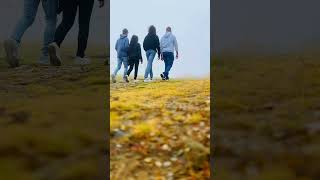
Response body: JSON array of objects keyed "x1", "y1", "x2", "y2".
[
  {"x1": 54, "y1": 1, "x2": 77, "y2": 47},
  {"x1": 113, "y1": 58, "x2": 123, "y2": 76},
  {"x1": 11, "y1": 0, "x2": 40, "y2": 43},
  {"x1": 134, "y1": 60, "x2": 139, "y2": 80},
  {"x1": 77, "y1": 0, "x2": 94, "y2": 57},
  {"x1": 41, "y1": 0, "x2": 57, "y2": 57}
]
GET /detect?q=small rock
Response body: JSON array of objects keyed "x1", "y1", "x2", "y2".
[
  {"x1": 161, "y1": 144, "x2": 171, "y2": 151},
  {"x1": 144, "y1": 157, "x2": 152, "y2": 163},
  {"x1": 155, "y1": 161, "x2": 162, "y2": 167},
  {"x1": 200, "y1": 122, "x2": 206, "y2": 127},
  {"x1": 167, "y1": 172, "x2": 174, "y2": 177},
  {"x1": 192, "y1": 127, "x2": 200, "y2": 132},
  {"x1": 170, "y1": 157, "x2": 178, "y2": 162},
  {"x1": 163, "y1": 161, "x2": 172, "y2": 167},
  {"x1": 187, "y1": 130, "x2": 192, "y2": 136}
]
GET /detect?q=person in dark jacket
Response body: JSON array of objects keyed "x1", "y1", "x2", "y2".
[
  {"x1": 48, "y1": 0, "x2": 104, "y2": 66},
  {"x1": 127, "y1": 35, "x2": 143, "y2": 81},
  {"x1": 143, "y1": 25, "x2": 160, "y2": 82}
]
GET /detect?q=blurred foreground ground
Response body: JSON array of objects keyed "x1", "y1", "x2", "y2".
[
  {"x1": 213, "y1": 53, "x2": 320, "y2": 180},
  {"x1": 110, "y1": 79, "x2": 210, "y2": 179},
  {"x1": 0, "y1": 44, "x2": 108, "y2": 180}
]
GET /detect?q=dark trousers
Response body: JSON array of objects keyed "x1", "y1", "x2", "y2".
[
  {"x1": 163, "y1": 52, "x2": 174, "y2": 79},
  {"x1": 127, "y1": 59, "x2": 140, "y2": 80},
  {"x1": 54, "y1": 0, "x2": 94, "y2": 58}
]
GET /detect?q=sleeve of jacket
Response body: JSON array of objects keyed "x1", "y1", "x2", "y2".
[
  {"x1": 156, "y1": 36, "x2": 161, "y2": 56},
  {"x1": 143, "y1": 37, "x2": 147, "y2": 51},
  {"x1": 160, "y1": 36, "x2": 164, "y2": 53},
  {"x1": 115, "y1": 39, "x2": 118, "y2": 51},
  {"x1": 173, "y1": 36, "x2": 179, "y2": 52},
  {"x1": 138, "y1": 44, "x2": 142, "y2": 60},
  {"x1": 123, "y1": 38, "x2": 129, "y2": 53}
]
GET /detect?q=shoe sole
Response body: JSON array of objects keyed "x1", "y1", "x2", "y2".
[
  {"x1": 4, "y1": 40, "x2": 19, "y2": 68},
  {"x1": 48, "y1": 44, "x2": 61, "y2": 66}
]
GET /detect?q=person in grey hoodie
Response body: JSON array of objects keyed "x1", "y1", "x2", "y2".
[
  {"x1": 160, "y1": 27, "x2": 179, "y2": 80},
  {"x1": 111, "y1": 28, "x2": 130, "y2": 83}
]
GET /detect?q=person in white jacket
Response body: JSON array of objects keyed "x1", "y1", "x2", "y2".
[{"x1": 160, "y1": 27, "x2": 179, "y2": 80}]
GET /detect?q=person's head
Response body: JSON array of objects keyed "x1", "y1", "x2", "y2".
[
  {"x1": 148, "y1": 25, "x2": 156, "y2": 35},
  {"x1": 166, "y1": 26, "x2": 172, "y2": 32},
  {"x1": 122, "y1": 28, "x2": 128, "y2": 35},
  {"x1": 130, "y1": 35, "x2": 139, "y2": 45}
]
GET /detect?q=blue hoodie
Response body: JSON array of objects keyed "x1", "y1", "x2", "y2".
[{"x1": 115, "y1": 34, "x2": 129, "y2": 58}]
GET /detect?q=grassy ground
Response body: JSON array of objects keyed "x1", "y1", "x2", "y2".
[
  {"x1": 0, "y1": 44, "x2": 108, "y2": 180},
  {"x1": 213, "y1": 54, "x2": 320, "y2": 180},
  {"x1": 110, "y1": 79, "x2": 210, "y2": 179}
]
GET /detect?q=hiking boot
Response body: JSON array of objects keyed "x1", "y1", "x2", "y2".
[
  {"x1": 123, "y1": 75, "x2": 129, "y2": 83},
  {"x1": 4, "y1": 39, "x2": 20, "y2": 68},
  {"x1": 111, "y1": 74, "x2": 116, "y2": 83},
  {"x1": 48, "y1": 42, "x2": 61, "y2": 66},
  {"x1": 160, "y1": 73, "x2": 165, "y2": 80},
  {"x1": 74, "y1": 56, "x2": 91, "y2": 65},
  {"x1": 38, "y1": 55, "x2": 50, "y2": 65}
]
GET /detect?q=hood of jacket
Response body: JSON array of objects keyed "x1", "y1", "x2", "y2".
[
  {"x1": 120, "y1": 34, "x2": 127, "y2": 39},
  {"x1": 163, "y1": 32, "x2": 172, "y2": 38}
]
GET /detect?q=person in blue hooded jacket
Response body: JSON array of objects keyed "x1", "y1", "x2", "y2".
[{"x1": 111, "y1": 28, "x2": 130, "y2": 83}]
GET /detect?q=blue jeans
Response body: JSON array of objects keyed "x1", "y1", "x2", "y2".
[
  {"x1": 113, "y1": 57, "x2": 128, "y2": 78},
  {"x1": 144, "y1": 50, "x2": 156, "y2": 79},
  {"x1": 11, "y1": 0, "x2": 57, "y2": 57},
  {"x1": 163, "y1": 52, "x2": 174, "y2": 79}
]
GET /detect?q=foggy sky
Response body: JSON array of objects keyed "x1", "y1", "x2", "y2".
[
  {"x1": 110, "y1": 0, "x2": 210, "y2": 78},
  {"x1": 213, "y1": 0, "x2": 320, "y2": 54}
]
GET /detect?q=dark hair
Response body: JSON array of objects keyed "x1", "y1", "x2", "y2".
[
  {"x1": 122, "y1": 28, "x2": 128, "y2": 34},
  {"x1": 128, "y1": 35, "x2": 139, "y2": 54},
  {"x1": 148, "y1": 25, "x2": 156, "y2": 35}
]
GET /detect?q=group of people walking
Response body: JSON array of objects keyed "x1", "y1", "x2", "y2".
[
  {"x1": 111, "y1": 26, "x2": 179, "y2": 83},
  {"x1": 3, "y1": 0, "x2": 104, "y2": 68}
]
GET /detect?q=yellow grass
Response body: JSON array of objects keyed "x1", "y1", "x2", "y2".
[{"x1": 110, "y1": 79, "x2": 210, "y2": 179}]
